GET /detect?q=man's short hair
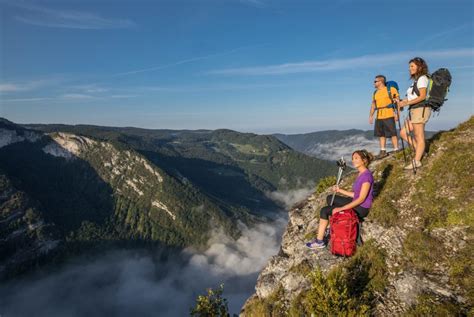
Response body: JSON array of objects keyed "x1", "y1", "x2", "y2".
[{"x1": 375, "y1": 75, "x2": 386, "y2": 84}]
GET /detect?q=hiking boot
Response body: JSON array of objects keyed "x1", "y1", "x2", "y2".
[
  {"x1": 305, "y1": 238, "x2": 326, "y2": 249},
  {"x1": 376, "y1": 150, "x2": 388, "y2": 159},
  {"x1": 404, "y1": 160, "x2": 422, "y2": 170}
]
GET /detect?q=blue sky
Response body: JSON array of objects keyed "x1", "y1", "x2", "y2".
[{"x1": 0, "y1": 0, "x2": 473, "y2": 133}]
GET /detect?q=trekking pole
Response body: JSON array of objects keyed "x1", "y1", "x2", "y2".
[
  {"x1": 397, "y1": 113, "x2": 407, "y2": 163},
  {"x1": 395, "y1": 102, "x2": 407, "y2": 164},
  {"x1": 403, "y1": 116, "x2": 417, "y2": 174},
  {"x1": 330, "y1": 157, "x2": 346, "y2": 206},
  {"x1": 330, "y1": 167, "x2": 343, "y2": 206}
]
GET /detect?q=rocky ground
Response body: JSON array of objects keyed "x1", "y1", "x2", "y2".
[{"x1": 241, "y1": 117, "x2": 473, "y2": 316}]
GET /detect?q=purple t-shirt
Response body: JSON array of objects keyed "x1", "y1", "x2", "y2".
[{"x1": 352, "y1": 169, "x2": 374, "y2": 209}]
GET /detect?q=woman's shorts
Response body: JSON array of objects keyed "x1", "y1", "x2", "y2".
[{"x1": 410, "y1": 107, "x2": 431, "y2": 124}]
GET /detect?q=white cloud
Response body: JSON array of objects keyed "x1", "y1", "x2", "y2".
[
  {"x1": 304, "y1": 135, "x2": 380, "y2": 162},
  {"x1": 208, "y1": 48, "x2": 474, "y2": 76},
  {"x1": 11, "y1": 2, "x2": 136, "y2": 30},
  {"x1": 60, "y1": 93, "x2": 96, "y2": 100},
  {"x1": 2, "y1": 92, "x2": 136, "y2": 103},
  {"x1": 109, "y1": 94, "x2": 137, "y2": 99},
  {"x1": 0, "y1": 97, "x2": 56, "y2": 102},
  {"x1": 0, "y1": 216, "x2": 287, "y2": 316},
  {"x1": 0, "y1": 79, "x2": 57, "y2": 93},
  {"x1": 266, "y1": 187, "x2": 314, "y2": 209},
  {"x1": 71, "y1": 84, "x2": 109, "y2": 93},
  {"x1": 140, "y1": 82, "x2": 289, "y2": 93},
  {"x1": 114, "y1": 55, "x2": 223, "y2": 76},
  {"x1": 418, "y1": 23, "x2": 473, "y2": 47},
  {"x1": 238, "y1": 0, "x2": 266, "y2": 8},
  {"x1": 0, "y1": 84, "x2": 22, "y2": 93},
  {"x1": 187, "y1": 219, "x2": 286, "y2": 277},
  {"x1": 113, "y1": 44, "x2": 267, "y2": 77}
]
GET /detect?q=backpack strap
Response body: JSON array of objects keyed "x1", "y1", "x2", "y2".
[
  {"x1": 409, "y1": 75, "x2": 430, "y2": 110},
  {"x1": 373, "y1": 89, "x2": 394, "y2": 118},
  {"x1": 375, "y1": 87, "x2": 397, "y2": 110},
  {"x1": 412, "y1": 79, "x2": 420, "y2": 97},
  {"x1": 412, "y1": 74, "x2": 432, "y2": 97},
  {"x1": 387, "y1": 85, "x2": 395, "y2": 104},
  {"x1": 387, "y1": 86, "x2": 398, "y2": 113}
]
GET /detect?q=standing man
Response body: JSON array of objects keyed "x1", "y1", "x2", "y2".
[{"x1": 369, "y1": 75, "x2": 399, "y2": 159}]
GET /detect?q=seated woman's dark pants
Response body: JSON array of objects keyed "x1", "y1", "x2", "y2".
[{"x1": 320, "y1": 195, "x2": 369, "y2": 220}]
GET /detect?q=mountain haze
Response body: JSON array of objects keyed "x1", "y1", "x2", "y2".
[
  {"x1": 0, "y1": 118, "x2": 335, "y2": 280},
  {"x1": 275, "y1": 129, "x2": 437, "y2": 161}
]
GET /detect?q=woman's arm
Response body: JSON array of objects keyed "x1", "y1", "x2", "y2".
[
  {"x1": 335, "y1": 186, "x2": 354, "y2": 198},
  {"x1": 399, "y1": 87, "x2": 427, "y2": 108},
  {"x1": 333, "y1": 182, "x2": 370, "y2": 213}
]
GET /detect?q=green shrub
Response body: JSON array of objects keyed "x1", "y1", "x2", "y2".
[
  {"x1": 241, "y1": 297, "x2": 271, "y2": 317},
  {"x1": 190, "y1": 284, "x2": 230, "y2": 317},
  {"x1": 315, "y1": 176, "x2": 336, "y2": 194},
  {"x1": 241, "y1": 285, "x2": 286, "y2": 317},
  {"x1": 345, "y1": 240, "x2": 388, "y2": 296},
  {"x1": 295, "y1": 268, "x2": 370, "y2": 316},
  {"x1": 290, "y1": 241, "x2": 387, "y2": 316}
]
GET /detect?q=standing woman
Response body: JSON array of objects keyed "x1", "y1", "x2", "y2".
[
  {"x1": 397, "y1": 57, "x2": 431, "y2": 169},
  {"x1": 306, "y1": 150, "x2": 374, "y2": 249}
]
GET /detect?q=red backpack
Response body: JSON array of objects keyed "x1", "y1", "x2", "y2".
[{"x1": 330, "y1": 209, "x2": 359, "y2": 257}]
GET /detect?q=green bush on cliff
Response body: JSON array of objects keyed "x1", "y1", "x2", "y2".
[
  {"x1": 290, "y1": 240, "x2": 387, "y2": 316},
  {"x1": 190, "y1": 284, "x2": 231, "y2": 317},
  {"x1": 293, "y1": 268, "x2": 369, "y2": 316},
  {"x1": 240, "y1": 285, "x2": 286, "y2": 317},
  {"x1": 315, "y1": 175, "x2": 336, "y2": 194}
]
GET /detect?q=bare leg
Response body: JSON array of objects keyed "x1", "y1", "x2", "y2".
[
  {"x1": 400, "y1": 124, "x2": 408, "y2": 142},
  {"x1": 379, "y1": 137, "x2": 386, "y2": 150},
  {"x1": 317, "y1": 219, "x2": 329, "y2": 240},
  {"x1": 403, "y1": 119, "x2": 417, "y2": 148},
  {"x1": 391, "y1": 135, "x2": 399, "y2": 149},
  {"x1": 412, "y1": 123, "x2": 426, "y2": 161}
]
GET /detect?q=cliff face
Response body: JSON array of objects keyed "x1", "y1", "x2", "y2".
[
  {"x1": 0, "y1": 121, "x2": 234, "y2": 279},
  {"x1": 242, "y1": 117, "x2": 473, "y2": 316},
  {"x1": 0, "y1": 173, "x2": 60, "y2": 279}
]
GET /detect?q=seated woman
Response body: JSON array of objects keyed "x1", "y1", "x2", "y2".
[{"x1": 306, "y1": 149, "x2": 374, "y2": 249}]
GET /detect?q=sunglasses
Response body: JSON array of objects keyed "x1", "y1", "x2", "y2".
[
  {"x1": 354, "y1": 150, "x2": 369, "y2": 159},
  {"x1": 411, "y1": 57, "x2": 425, "y2": 63}
]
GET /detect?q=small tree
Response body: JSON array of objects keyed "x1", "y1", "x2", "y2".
[
  {"x1": 315, "y1": 176, "x2": 337, "y2": 194},
  {"x1": 190, "y1": 284, "x2": 230, "y2": 317}
]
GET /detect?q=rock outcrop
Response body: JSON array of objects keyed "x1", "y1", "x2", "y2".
[
  {"x1": 0, "y1": 174, "x2": 60, "y2": 280},
  {"x1": 242, "y1": 117, "x2": 473, "y2": 316}
]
